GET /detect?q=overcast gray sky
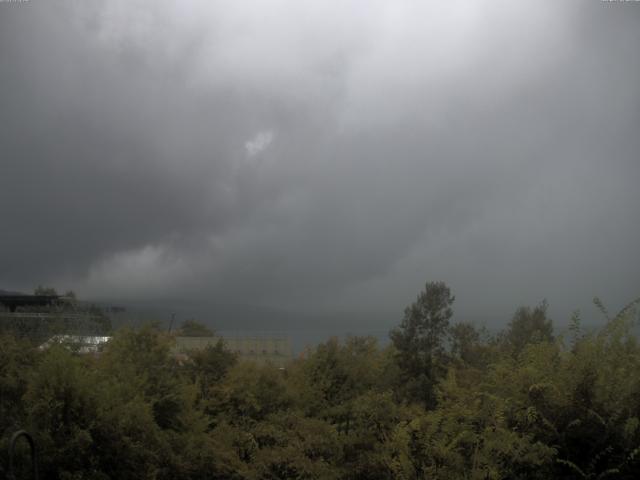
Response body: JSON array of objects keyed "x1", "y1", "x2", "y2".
[{"x1": 1, "y1": 0, "x2": 639, "y2": 329}]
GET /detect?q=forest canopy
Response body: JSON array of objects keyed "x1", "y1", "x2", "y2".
[{"x1": 1, "y1": 282, "x2": 639, "y2": 479}]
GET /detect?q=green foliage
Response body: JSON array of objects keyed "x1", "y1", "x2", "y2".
[
  {"x1": 449, "y1": 321, "x2": 496, "y2": 369},
  {"x1": 218, "y1": 362, "x2": 293, "y2": 424},
  {"x1": 178, "y1": 319, "x2": 215, "y2": 337},
  {"x1": 502, "y1": 301, "x2": 554, "y2": 355},
  {"x1": 1, "y1": 291, "x2": 640, "y2": 479},
  {"x1": 186, "y1": 340, "x2": 237, "y2": 409},
  {"x1": 0, "y1": 334, "x2": 37, "y2": 431},
  {"x1": 390, "y1": 281, "x2": 455, "y2": 408}
]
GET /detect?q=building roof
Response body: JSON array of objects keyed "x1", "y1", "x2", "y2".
[
  {"x1": 39, "y1": 335, "x2": 112, "y2": 354},
  {"x1": 0, "y1": 293, "x2": 61, "y2": 312}
]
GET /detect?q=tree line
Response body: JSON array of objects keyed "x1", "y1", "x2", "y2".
[{"x1": 1, "y1": 282, "x2": 639, "y2": 479}]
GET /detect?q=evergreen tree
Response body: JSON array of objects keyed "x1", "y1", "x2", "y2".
[{"x1": 390, "y1": 281, "x2": 454, "y2": 408}]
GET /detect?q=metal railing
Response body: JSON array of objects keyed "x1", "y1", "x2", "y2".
[{"x1": 4, "y1": 430, "x2": 38, "y2": 480}]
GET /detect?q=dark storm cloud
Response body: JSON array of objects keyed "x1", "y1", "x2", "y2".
[{"x1": 1, "y1": 1, "x2": 638, "y2": 326}]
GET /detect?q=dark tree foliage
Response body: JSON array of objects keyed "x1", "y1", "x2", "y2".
[
  {"x1": 178, "y1": 319, "x2": 215, "y2": 337},
  {"x1": 449, "y1": 321, "x2": 483, "y2": 365},
  {"x1": 1, "y1": 292, "x2": 639, "y2": 479},
  {"x1": 390, "y1": 281, "x2": 455, "y2": 408},
  {"x1": 503, "y1": 300, "x2": 554, "y2": 355}
]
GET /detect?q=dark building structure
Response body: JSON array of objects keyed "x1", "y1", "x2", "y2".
[{"x1": 0, "y1": 290, "x2": 61, "y2": 312}]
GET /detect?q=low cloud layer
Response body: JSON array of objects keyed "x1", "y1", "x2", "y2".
[{"x1": 1, "y1": 1, "x2": 639, "y2": 326}]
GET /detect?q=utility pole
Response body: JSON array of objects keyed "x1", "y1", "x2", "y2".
[{"x1": 168, "y1": 312, "x2": 176, "y2": 333}]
